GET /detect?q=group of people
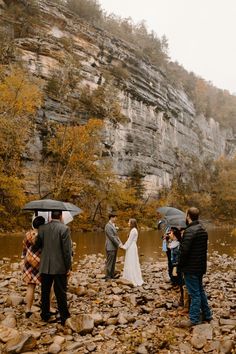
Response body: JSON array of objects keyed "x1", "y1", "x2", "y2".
[
  {"x1": 22, "y1": 210, "x2": 144, "y2": 327},
  {"x1": 22, "y1": 206, "x2": 212, "y2": 329},
  {"x1": 22, "y1": 210, "x2": 73, "y2": 327},
  {"x1": 160, "y1": 207, "x2": 212, "y2": 327}
]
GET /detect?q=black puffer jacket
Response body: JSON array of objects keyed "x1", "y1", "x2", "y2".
[{"x1": 179, "y1": 220, "x2": 208, "y2": 274}]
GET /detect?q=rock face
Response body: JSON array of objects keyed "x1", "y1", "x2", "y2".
[{"x1": 1, "y1": 0, "x2": 236, "y2": 194}]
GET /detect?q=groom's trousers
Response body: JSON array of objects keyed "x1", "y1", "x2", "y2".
[{"x1": 105, "y1": 250, "x2": 117, "y2": 279}]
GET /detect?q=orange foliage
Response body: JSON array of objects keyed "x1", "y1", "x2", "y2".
[
  {"x1": 0, "y1": 66, "x2": 42, "y2": 118},
  {"x1": 0, "y1": 66, "x2": 43, "y2": 230}
]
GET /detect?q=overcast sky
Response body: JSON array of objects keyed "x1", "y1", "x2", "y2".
[{"x1": 99, "y1": 0, "x2": 236, "y2": 94}]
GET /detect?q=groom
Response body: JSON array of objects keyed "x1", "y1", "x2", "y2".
[{"x1": 104, "y1": 212, "x2": 122, "y2": 280}]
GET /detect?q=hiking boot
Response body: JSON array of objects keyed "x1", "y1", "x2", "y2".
[
  {"x1": 177, "y1": 319, "x2": 200, "y2": 328},
  {"x1": 200, "y1": 314, "x2": 213, "y2": 323}
]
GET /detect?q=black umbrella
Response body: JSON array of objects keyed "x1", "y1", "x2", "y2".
[
  {"x1": 164, "y1": 215, "x2": 187, "y2": 229},
  {"x1": 23, "y1": 199, "x2": 81, "y2": 213},
  {"x1": 157, "y1": 206, "x2": 185, "y2": 217}
]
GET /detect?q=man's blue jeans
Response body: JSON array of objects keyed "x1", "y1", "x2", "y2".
[{"x1": 184, "y1": 273, "x2": 212, "y2": 324}]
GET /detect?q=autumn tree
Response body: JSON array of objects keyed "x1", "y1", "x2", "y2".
[
  {"x1": 43, "y1": 119, "x2": 121, "y2": 229},
  {"x1": 210, "y1": 156, "x2": 236, "y2": 221},
  {"x1": 0, "y1": 66, "x2": 42, "y2": 229}
]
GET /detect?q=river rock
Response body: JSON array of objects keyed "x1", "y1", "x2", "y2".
[
  {"x1": 219, "y1": 318, "x2": 236, "y2": 326},
  {"x1": 106, "y1": 317, "x2": 118, "y2": 325},
  {"x1": 1, "y1": 314, "x2": 17, "y2": 328},
  {"x1": 0, "y1": 280, "x2": 9, "y2": 288},
  {"x1": 179, "y1": 342, "x2": 192, "y2": 354},
  {"x1": 6, "y1": 294, "x2": 23, "y2": 307},
  {"x1": 75, "y1": 314, "x2": 94, "y2": 334},
  {"x1": 0, "y1": 325, "x2": 19, "y2": 343},
  {"x1": 4, "y1": 333, "x2": 36, "y2": 353},
  {"x1": 219, "y1": 339, "x2": 235, "y2": 354},
  {"x1": 136, "y1": 343, "x2": 148, "y2": 354},
  {"x1": 192, "y1": 323, "x2": 213, "y2": 340},
  {"x1": 10, "y1": 263, "x2": 20, "y2": 271},
  {"x1": 90, "y1": 313, "x2": 103, "y2": 325},
  {"x1": 117, "y1": 313, "x2": 128, "y2": 325},
  {"x1": 26, "y1": 330, "x2": 41, "y2": 340},
  {"x1": 112, "y1": 287, "x2": 123, "y2": 295},
  {"x1": 203, "y1": 340, "x2": 220, "y2": 352},
  {"x1": 54, "y1": 336, "x2": 65, "y2": 346},
  {"x1": 190, "y1": 335, "x2": 207, "y2": 349},
  {"x1": 48, "y1": 342, "x2": 61, "y2": 354},
  {"x1": 86, "y1": 342, "x2": 96, "y2": 352}
]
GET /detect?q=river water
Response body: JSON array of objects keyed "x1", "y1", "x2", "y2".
[{"x1": 0, "y1": 226, "x2": 235, "y2": 262}]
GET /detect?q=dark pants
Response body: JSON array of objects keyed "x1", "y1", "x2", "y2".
[
  {"x1": 41, "y1": 273, "x2": 70, "y2": 324},
  {"x1": 105, "y1": 250, "x2": 117, "y2": 279},
  {"x1": 166, "y1": 248, "x2": 175, "y2": 283},
  {"x1": 184, "y1": 273, "x2": 212, "y2": 324}
]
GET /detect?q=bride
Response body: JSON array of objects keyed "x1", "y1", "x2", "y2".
[{"x1": 120, "y1": 218, "x2": 143, "y2": 286}]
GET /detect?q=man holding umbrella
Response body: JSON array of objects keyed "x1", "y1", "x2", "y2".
[{"x1": 32, "y1": 210, "x2": 72, "y2": 326}]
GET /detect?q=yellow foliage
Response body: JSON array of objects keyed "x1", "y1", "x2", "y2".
[
  {"x1": 0, "y1": 173, "x2": 26, "y2": 230},
  {"x1": 0, "y1": 66, "x2": 42, "y2": 118},
  {"x1": 0, "y1": 65, "x2": 43, "y2": 230},
  {"x1": 46, "y1": 118, "x2": 104, "y2": 197}
]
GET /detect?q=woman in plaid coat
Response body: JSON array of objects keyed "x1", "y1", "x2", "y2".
[{"x1": 22, "y1": 216, "x2": 45, "y2": 318}]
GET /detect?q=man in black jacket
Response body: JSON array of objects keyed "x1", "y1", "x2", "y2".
[{"x1": 178, "y1": 207, "x2": 212, "y2": 327}]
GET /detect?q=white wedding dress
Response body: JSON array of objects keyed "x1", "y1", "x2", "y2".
[{"x1": 122, "y1": 227, "x2": 144, "y2": 286}]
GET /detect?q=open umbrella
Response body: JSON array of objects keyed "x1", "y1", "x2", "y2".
[
  {"x1": 23, "y1": 199, "x2": 82, "y2": 225},
  {"x1": 157, "y1": 206, "x2": 185, "y2": 217},
  {"x1": 164, "y1": 215, "x2": 186, "y2": 229},
  {"x1": 23, "y1": 199, "x2": 81, "y2": 213},
  {"x1": 37, "y1": 209, "x2": 81, "y2": 225}
]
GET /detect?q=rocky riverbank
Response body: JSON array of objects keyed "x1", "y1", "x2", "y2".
[{"x1": 0, "y1": 252, "x2": 235, "y2": 354}]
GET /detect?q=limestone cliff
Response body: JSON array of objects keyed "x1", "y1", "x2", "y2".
[{"x1": 1, "y1": 0, "x2": 235, "y2": 195}]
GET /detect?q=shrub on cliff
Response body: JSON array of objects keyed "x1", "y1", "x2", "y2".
[
  {"x1": 67, "y1": 0, "x2": 102, "y2": 23},
  {"x1": 4, "y1": 0, "x2": 40, "y2": 38},
  {"x1": 0, "y1": 29, "x2": 17, "y2": 64},
  {"x1": 78, "y1": 83, "x2": 128, "y2": 124}
]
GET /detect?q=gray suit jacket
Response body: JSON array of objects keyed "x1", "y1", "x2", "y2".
[
  {"x1": 105, "y1": 221, "x2": 121, "y2": 251},
  {"x1": 33, "y1": 220, "x2": 72, "y2": 274}
]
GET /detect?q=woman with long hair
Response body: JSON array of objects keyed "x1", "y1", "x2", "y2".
[
  {"x1": 22, "y1": 216, "x2": 45, "y2": 317},
  {"x1": 22, "y1": 216, "x2": 57, "y2": 318},
  {"x1": 121, "y1": 218, "x2": 143, "y2": 286}
]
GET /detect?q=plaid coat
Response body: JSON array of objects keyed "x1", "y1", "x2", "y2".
[{"x1": 22, "y1": 230, "x2": 41, "y2": 284}]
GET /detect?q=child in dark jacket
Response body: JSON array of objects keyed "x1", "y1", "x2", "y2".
[{"x1": 169, "y1": 227, "x2": 184, "y2": 306}]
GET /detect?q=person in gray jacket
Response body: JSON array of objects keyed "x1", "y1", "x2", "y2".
[
  {"x1": 32, "y1": 210, "x2": 72, "y2": 325},
  {"x1": 105, "y1": 212, "x2": 122, "y2": 280}
]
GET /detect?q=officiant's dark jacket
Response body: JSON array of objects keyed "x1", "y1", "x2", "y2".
[
  {"x1": 34, "y1": 220, "x2": 72, "y2": 274},
  {"x1": 32, "y1": 219, "x2": 72, "y2": 324}
]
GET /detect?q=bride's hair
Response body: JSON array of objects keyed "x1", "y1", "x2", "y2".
[{"x1": 129, "y1": 218, "x2": 138, "y2": 229}]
